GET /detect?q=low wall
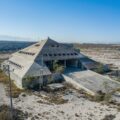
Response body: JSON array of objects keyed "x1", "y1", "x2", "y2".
[{"x1": 62, "y1": 74, "x2": 95, "y2": 96}]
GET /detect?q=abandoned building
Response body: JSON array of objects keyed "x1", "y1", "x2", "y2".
[
  {"x1": 1, "y1": 38, "x2": 87, "y2": 89},
  {"x1": 1, "y1": 37, "x2": 120, "y2": 95}
]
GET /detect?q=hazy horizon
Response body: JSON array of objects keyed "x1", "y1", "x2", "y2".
[
  {"x1": 0, "y1": 35, "x2": 120, "y2": 44},
  {"x1": 0, "y1": 0, "x2": 120, "y2": 43}
]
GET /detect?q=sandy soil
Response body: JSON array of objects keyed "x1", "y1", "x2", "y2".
[
  {"x1": 0, "y1": 45, "x2": 120, "y2": 120},
  {"x1": 0, "y1": 83, "x2": 120, "y2": 120},
  {"x1": 12, "y1": 91, "x2": 120, "y2": 120},
  {"x1": 80, "y1": 48, "x2": 120, "y2": 69},
  {"x1": 0, "y1": 53, "x2": 11, "y2": 60}
]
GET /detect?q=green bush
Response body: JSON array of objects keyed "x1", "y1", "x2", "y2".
[
  {"x1": 53, "y1": 60, "x2": 65, "y2": 73},
  {"x1": 94, "y1": 64, "x2": 105, "y2": 74},
  {"x1": 23, "y1": 76, "x2": 39, "y2": 89}
]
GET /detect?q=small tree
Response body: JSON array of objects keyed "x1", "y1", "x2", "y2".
[{"x1": 53, "y1": 60, "x2": 65, "y2": 73}]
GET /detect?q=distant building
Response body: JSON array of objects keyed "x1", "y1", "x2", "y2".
[{"x1": 1, "y1": 38, "x2": 86, "y2": 88}]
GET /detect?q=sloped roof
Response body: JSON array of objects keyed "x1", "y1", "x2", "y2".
[
  {"x1": 36, "y1": 37, "x2": 84, "y2": 61},
  {"x1": 4, "y1": 38, "x2": 84, "y2": 79}
]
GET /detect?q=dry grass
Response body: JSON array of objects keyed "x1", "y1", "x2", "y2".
[
  {"x1": 0, "y1": 69, "x2": 24, "y2": 98},
  {"x1": 0, "y1": 69, "x2": 9, "y2": 84},
  {"x1": 47, "y1": 95, "x2": 68, "y2": 104},
  {"x1": 0, "y1": 104, "x2": 28, "y2": 120},
  {"x1": 102, "y1": 114, "x2": 115, "y2": 120},
  {"x1": 6, "y1": 83, "x2": 24, "y2": 98}
]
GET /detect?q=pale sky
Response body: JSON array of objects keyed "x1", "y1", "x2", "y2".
[{"x1": 0, "y1": 0, "x2": 120, "y2": 43}]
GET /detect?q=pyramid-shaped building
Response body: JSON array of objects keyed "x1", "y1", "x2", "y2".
[{"x1": 1, "y1": 38, "x2": 85, "y2": 88}]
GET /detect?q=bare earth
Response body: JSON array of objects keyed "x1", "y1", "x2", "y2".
[
  {"x1": 0, "y1": 83, "x2": 120, "y2": 120},
  {"x1": 0, "y1": 53, "x2": 11, "y2": 60},
  {"x1": 0, "y1": 45, "x2": 120, "y2": 120},
  {"x1": 80, "y1": 48, "x2": 120, "y2": 69}
]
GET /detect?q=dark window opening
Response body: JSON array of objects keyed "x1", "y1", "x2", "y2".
[
  {"x1": 51, "y1": 45, "x2": 55, "y2": 47},
  {"x1": 54, "y1": 54, "x2": 57, "y2": 56},
  {"x1": 49, "y1": 54, "x2": 52, "y2": 56},
  {"x1": 43, "y1": 54, "x2": 47, "y2": 56},
  {"x1": 74, "y1": 53, "x2": 78, "y2": 55},
  {"x1": 9, "y1": 61, "x2": 22, "y2": 69},
  {"x1": 19, "y1": 51, "x2": 35, "y2": 56},
  {"x1": 58, "y1": 53, "x2": 61, "y2": 56}
]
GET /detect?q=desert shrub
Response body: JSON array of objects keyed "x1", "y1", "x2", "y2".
[
  {"x1": 74, "y1": 48, "x2": 80, "y2": 53},
  {"x1": 0, "y1": 69, "x2": 23, "y2": 98},
  {"x1": 47, "y1": 75, "x2": 53, "y2": 83},
  {"x1": 93, "y1": 91, "x2": 106, "y2": 102},
  {"x1": 23, "y1": 76, "x2": 39, "y2": 90},
  {"x1": 10, "y1": 83, "x2": 24, "y2": 98},
  {"x1": 0, "y1": 70, "x2": 9, "y2": 84},
  {"x1": 94, "y1": 64, "x2": 105, "y2": 74},
  {"x1": 0, "y1": 105, "x2": 28, "y2": 120},
  {"x1": 53, "y1": 60, "x2": 65, "y2": 73},
  {"x1": 47, "y1": 95, "x2": 68, "y2": 104},
  {"x1": 102, "y1": 114, "x2": 115, "y2": 120},
  {"x1": 95, "y1": 94, "x2": 112, "y2": 102}
]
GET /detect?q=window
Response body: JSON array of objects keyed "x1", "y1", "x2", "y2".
[
  {"x1": 74, "y1": 53, "x2": 78, "y2": 55},
  {"x1": 19, "y1": 51, "x2": 35, "y2": 56},
  {"x1": 51, "y1": 45, "x2": 55, "y2": 47},
  {"x1": 43, "y1": 54, "x2": 47, "y2": 56},
  {"x1": 51, "y1": 44, "x2": 59, "y2": 47},
  {"x1": 63, "y1": 53, "x2": 65, "y2": 56},
  {"x1": 58, "y1": 53, "x2": 61, "y2": 56},
  {"x1": 49, "y1": 54, "x2": 52, "y2": 56},
  {"x1": 9, "y1": 61, "x2": 22, "y2": 69},
  {"x1": 54, "y1": 54, "x2": 57, "y2": 56}
]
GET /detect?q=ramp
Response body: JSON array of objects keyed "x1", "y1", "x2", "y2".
[{"x1": 62, "y1": 70, "x2": 120, "y2": 96}]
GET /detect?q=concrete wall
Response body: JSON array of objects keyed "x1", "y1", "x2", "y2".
[
  {"x1": 62, "y1": 74, "x2": 95, "y2": 96},
  {"x1": 66, "y1": 59, "x2": 79, "y2": 68},
  {"x1": 10, "y1": 72, "x2": 23, "y2": 89}
]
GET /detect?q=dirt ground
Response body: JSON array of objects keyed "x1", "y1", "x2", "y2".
[
  {"x1": 0, "y1": 83, "x2": 120, "y2": 120},
  {"x1": 0, "y1": 53, "x2": 11, "y2": 61},
  {"x1": 79, "y1": 45, "x2": 120, "y2": 70},
  {"x1": 0, "y1": 44, "x2": 120, "y2": 120}
]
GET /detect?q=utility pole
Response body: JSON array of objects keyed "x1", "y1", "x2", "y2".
[
  {"x1": 39, "y1": 55, "x2": 43, "y2": 90},
  {"x1": 8, "y1": 65, "x2": 13, "y2": 120},
  {"x1": 4, "y1": 65, "x2": 13, "y2": 120}
]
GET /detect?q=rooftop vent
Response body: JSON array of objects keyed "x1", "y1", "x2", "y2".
[
  {"x1": 19, "y1": 51, "x2": 35, "y2": 56},
  {"x1": 9, "y1": 60, "x2": 22, "y2": 69},
  {"x1": 35, "y1": 44, "x2": 40, "y2": 47}
]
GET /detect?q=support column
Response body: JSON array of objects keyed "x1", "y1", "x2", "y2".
[
  {"x1": 75, "y1": 60, "x2": 79, "y2": 68},
  {"x1": 64, "y1": 60, "x2": 66, "y2": 68},
  {"x1": 51, "y1": 60, "x2": 53, "y2": 70}
]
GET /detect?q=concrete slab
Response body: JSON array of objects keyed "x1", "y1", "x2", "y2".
[
  {"x1": 63, "y1": 70, "x2": 120, "y2": 96},
  {"x1": 47, "y1": 83, "x2": 64, "y2": 91}
]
